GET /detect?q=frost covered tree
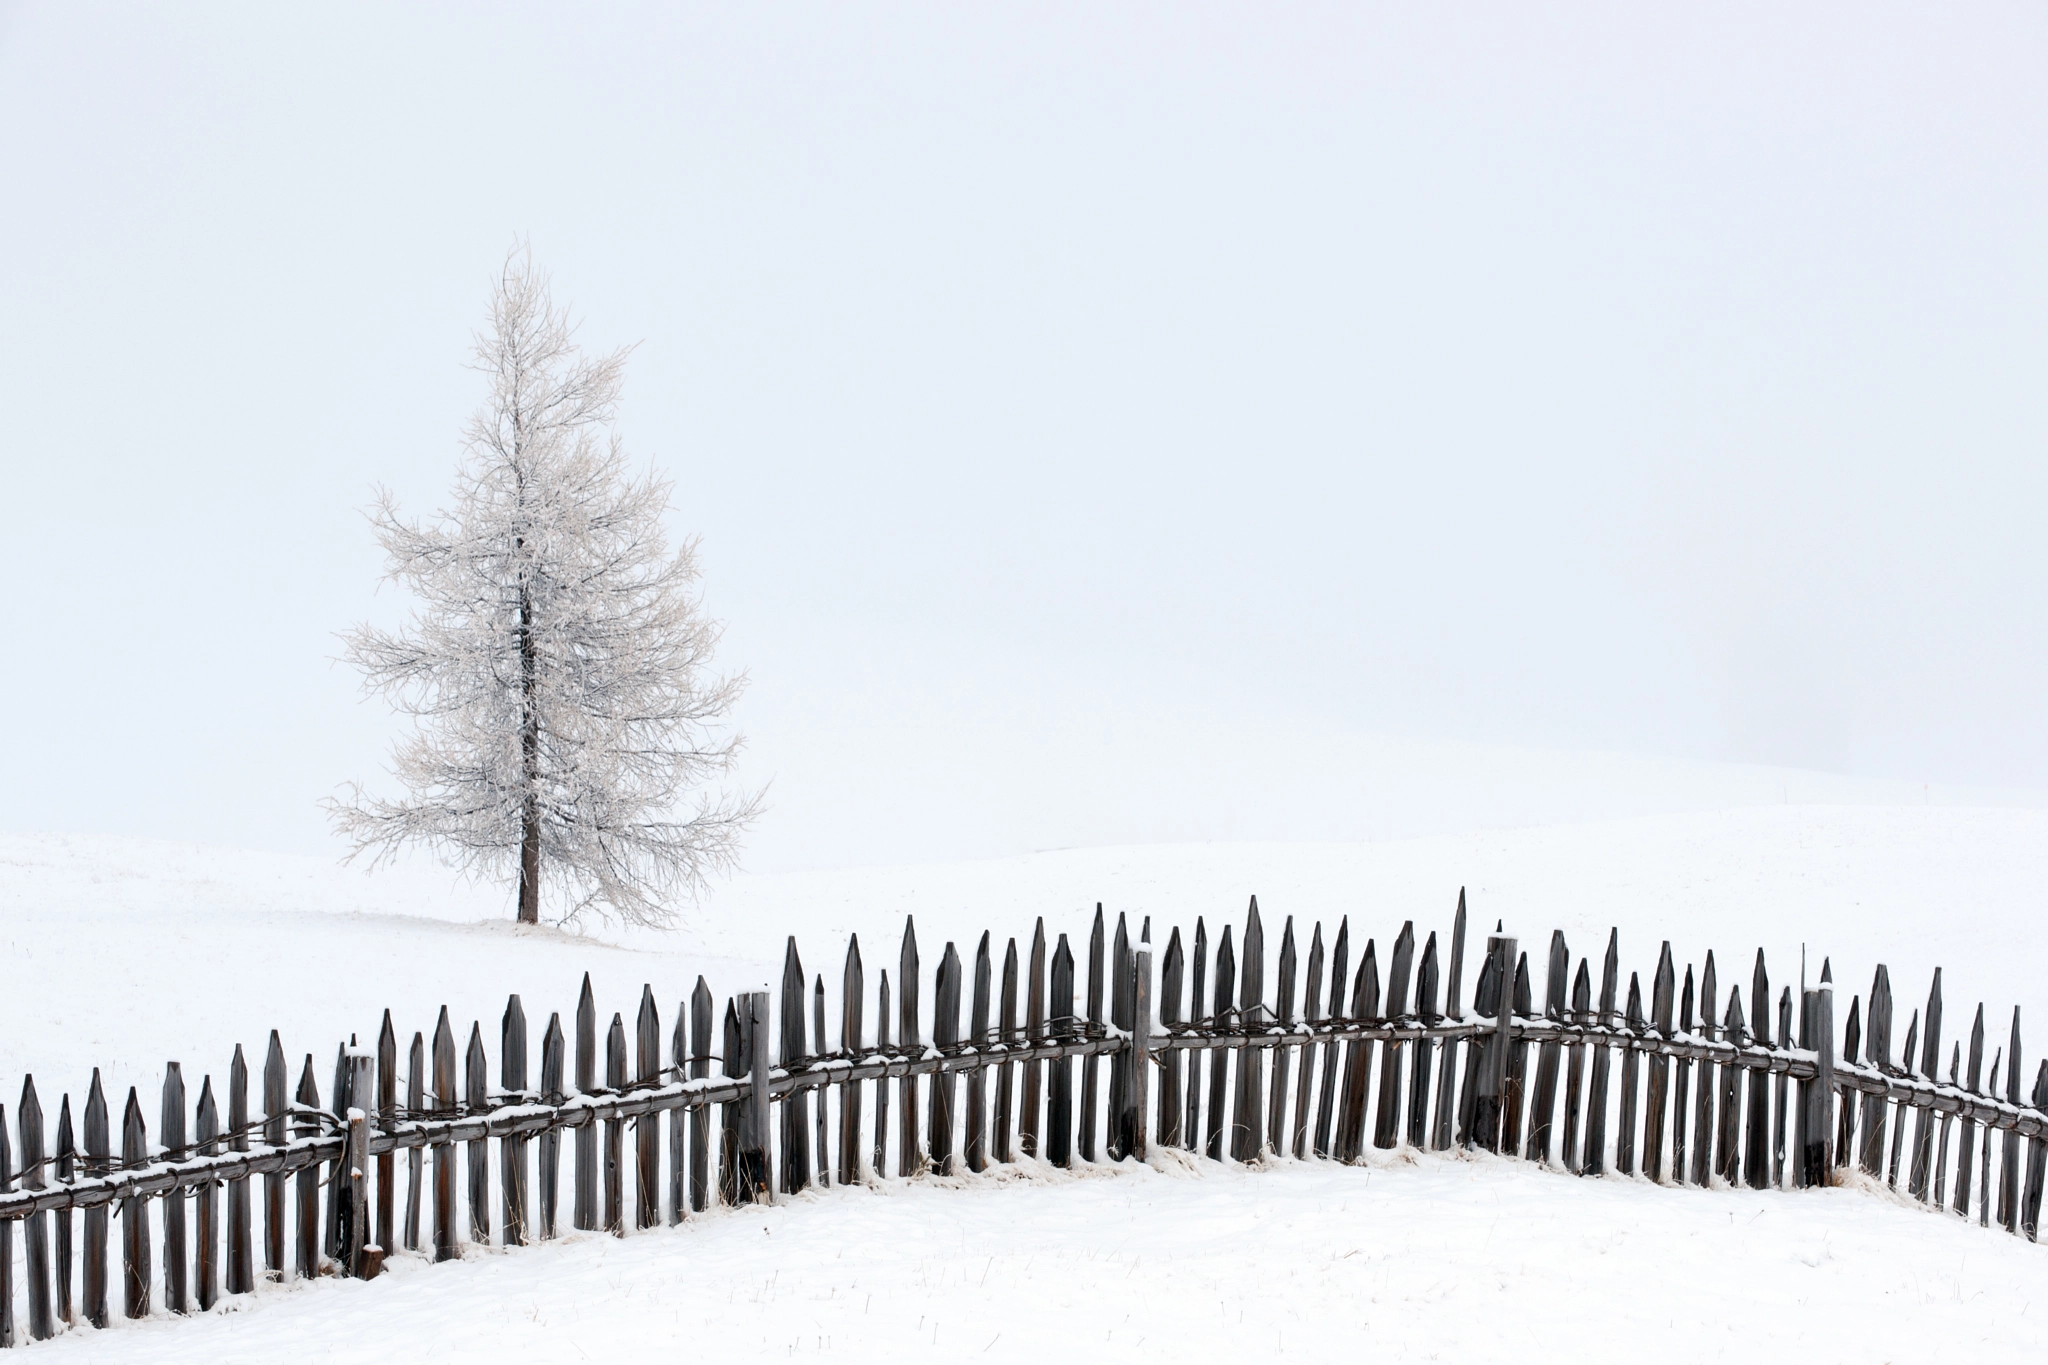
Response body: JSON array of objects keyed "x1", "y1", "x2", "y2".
[{"x1": 333, "y1": 252, "x2": 759, "y2": 926}]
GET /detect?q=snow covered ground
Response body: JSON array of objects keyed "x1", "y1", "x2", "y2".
[
  {"x1": 31, "y1": 1149, "x2": 2048, "y2": 1363},
  {"x1": 4, "y1": 798, "x2": 2047, "y2": 1360},
  {"x1": 5, "y1": 804, "x2": 2045, "y2": 1111}
]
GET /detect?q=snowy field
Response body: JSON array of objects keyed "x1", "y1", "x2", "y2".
[
  {"x1": 28, "y1": 1149, "x2": 2048, "y2": 1363},
  {"x1": 4, "y1": 799, "x2": 2047, "y2": 1359}
]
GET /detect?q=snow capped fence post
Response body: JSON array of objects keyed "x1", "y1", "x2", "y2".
[
  {"x1": 1132, "y1": 928, "x2": 1154, "y2": 1161},
  {"x1": 345, "y1": 1048, "x2": 375, "y2": 1277},
  {"x1": 1799, "y1": 970, "x2": 1832, "y2": 1188}
]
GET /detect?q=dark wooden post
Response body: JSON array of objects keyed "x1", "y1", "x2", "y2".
[
  {"x1": 1231, "y1": 901, "x2": 1266, "y2": 1163},
  {"x1": 121, "y1": 1088, "x2": 152, "y2": 1316},
  {"x1": 691, "y1": 979, "x2": 714, "y2": 1212},
  {"x1": 1048, "y1": 935, "x2": 1076, "y2": 1167},
  {"x1": 1208, "y1": 925, "x2": 1238, "y2": 1161},
  {"x1": 1527, "y1": 932, "x2": 1568, "y2": 1163},
  {"x1": 376, "y1": 1013, "x2": 397, "y2": 1258},
  {"x1": 1430, "y1": 894, "x2": 1468, "y2": 1152},
  {"x1": 1956, "y1": 1003, "x2": 1986, "y2": 1215},
  {"x1": 604, "y1": 1014, "x2": 626, "y2": 1231},
  {"x1": 899, "y1": 919, "x2": 923, "y2": 1177},
  {"x1": 1267, "y1": 916, "x2": 1298, "y2": 1158},
  {"x1": 1503, "y1": 953, "x2": 1533, "y2": 1156},
  {"x1": 779, "y1": 941, "x2": 810, "y2": 1195},
  {"x1": 465, "y1": 1024, "x2": 490, "y2": 1247},
  {"x1": 1486, "y1": 937, "x2": 1519, "y2": 1152},
  {"x1": 1799, "y1": 966, "x2": 1833, "y2": 1188},
  {"x1": 1909, "y1": 969, "x2": 1943, "y2": 1202},
  {"x1": 931, "y1": 942, "x2": 963, "y2": 1172},
  {"x1": 405, "y1": 1032, "x2": 424, "y2": 1252},
  {"x1": 432, "y1": 1011, "x2": 457, "y2": 1262},
  {"x1": 873, "y1": 973, "x2": 892, "y2": 1179},
  {"x1": 967, "y1": 934, "x2": 992, "y2": 1172},
  {"x1": 636, "y1": 986, "x2": 660, "y2": 1227},
  {"x1": 1293, "y1": 924, "x2": 1323, "y2": 1157},
  {"x1": 262, "y1": 1034, "x2": 286, "y2": 1278},
  {"x1": 54, "y1": 1094, "x2": 74, "y2": 1326},
  {"x1": 1718, "y1": 990, "x2": 1745, "y2": 1184},
  {"x1": 574, "y1": 974, "x2": 597, "y2": 1231},
  {"x1": 1315, "y1": 919, "x2": 1347, "y2": 1157},
  {"x1": 503, "y1": 996, "x2": 530, "y2": 1247},
  {"x1": 1133, "y1": 928, "x2": 1154, "y2": 1160},
  {"x1": 1187, "y1": 917, "x2": 1210, "y2": 1155},
  {"x1": 1693, "y1": 953, "x2": 1719, "y2": 1186},
  {"x1": 739, "y1": 991, "x2": 773, "y2": 1201},
  {"x1": 82, "y1": 1072, "x2": 108, "y2": 1328},
  {"x1": 1582, "y1": 931, "x2": 1618, "y2": 1174},
  {"x1": 719, "y1": 1000, "x2": 743, "y2": 1205},
  {"x1": 344, "y1": 1049, "x2": 374, "y2": 1276},
  {"x1": 1617, "y1": 974, "x2": 1642, "y2": 1175},
  {"x1": 2000, "y1": 1008, "x2": 2022, "y2": 1233},
  {"x1": 294, "y1": 1059, "x2": 320, "y2": 1278},
  {"x1": 1673, "y1": 965, "x2": 1695, "y2": 1184},
  {"x1": 1020, "y1": 920, "x2": 1046, "y2": 1160},
  {"x1": 19, "y1": 1078, "x2": 51, "y2": 1340},
  {"x1": 1859, "y1": 966, "x2": 1893, "y2": 1177},
  {"x1": 1081, "y1": 907, "x2": 1106, "y2": 1164},
  {"x1": 1773, "y1": 987, "x2": 1793, "y2": 1187},
  {"x1": 1561, "y1": 959, "x2": 1591, "y2": 1172},
  {"x1": 1408, "y1": 931, "x2": 1441, "y2": 1151},
  {"x1": 669, "y1": 1001, "x2": 688, "y2": 1223},
  {"x1": 1645, "y1": 944, "x2": 1675, "y2": 1181},
  {"x1": 840, "y1": 939, "x2": 866, "y2": 1183},
  {"x1": 195, "y1": 1076, "x2": 219, "y2": 1306},
  {"x1": 812, "y1": 976, "x2": 830, "y2": 1188},
  {"x1": 995, "y1": 938, "x2": 1020, "y2": 1163},
  {"x1": 2021, "y1": 1061, "x2": 2047, "y2": 1240},
  {"x1": 1373, "y1": 921, "x2": 1415, "y2": 1151},
  {"x1": 539, "y1": 1014, "x2": 565, "y2": 1238},
  {"x1": 0, "y1": 1102, "x2": 12, "y2": 1348}
]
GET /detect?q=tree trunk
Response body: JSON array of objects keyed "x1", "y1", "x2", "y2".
[{"x1": 516, "y1": 577, "x2": 541, "y2": 925}]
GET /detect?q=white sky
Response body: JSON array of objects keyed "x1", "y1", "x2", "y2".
[{"x1": 2, "y1": 4, "x2": 2044, "y2": 875}]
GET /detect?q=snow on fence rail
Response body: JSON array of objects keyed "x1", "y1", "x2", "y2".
[{"x1": 0, "y1": 891, "x2": 2042, "y2": 1344}]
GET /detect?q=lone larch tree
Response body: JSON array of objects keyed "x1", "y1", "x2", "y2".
[{"x1": 333, "y1": 251, "x2": 758, "y2": 926}]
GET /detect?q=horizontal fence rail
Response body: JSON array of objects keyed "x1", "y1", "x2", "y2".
[{"x1": 0, "y1": 894, "x2": 2042, "y2": 1345}]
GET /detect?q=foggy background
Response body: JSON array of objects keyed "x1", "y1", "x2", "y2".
[{"x1": 2, "y1": 3, "x2": 2043, "y2": 875}]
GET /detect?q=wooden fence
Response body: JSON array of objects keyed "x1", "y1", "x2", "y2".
[{"x1": 0, "y1": 891, "x2": 2043, "y2": 1345}]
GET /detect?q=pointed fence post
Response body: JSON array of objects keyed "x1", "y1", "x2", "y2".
[
  {"x1": 740, "y1": 990, "x2": 773, "y2": 1200},
  {"x1": 574, "y1": 974, "x2": 597, "y2": 1231},
  {"x1": 20, "y1": 1078, "x2": 51, "y2": 1340},
  {"x1": 539, "y1": 1014, "x2": 565, "y2": 1238},
  {"x1": 376, "y1": 1013, "x2": 397, "y2": 1259},
  {"x1": 691, "y1": 979, "x2": 714, "y2": 1213},
  {"x1": 196, "y1": 1076, "x2": 219, "y2": 1306},
  {"x1": 503, "y1": 996, "x2": 530, "y2": 1247},
  {"x1": 1133, "y1": 929, "x2": 1154, "y2": 1160},
  {"x1": 604, "y1": 1013, "x2": 626, "y2": 1232},
  {"x1": 432, "y1": 1011, "x2": 457, "y2": 1262},
  {"x1": 121, "y1": 1088, "x2": 151, "y2": 1317},
  {"x1": 636, "y1": 986, "x2": 660, "y2": 1227},
  {"x1": 55, "y1": 1094, "x2": 74, "y2": 1327},
  {"x1": 83, "y1": 1072, "x2": 109, "y2": 1327}
]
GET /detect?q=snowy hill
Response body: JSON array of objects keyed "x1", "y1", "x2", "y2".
[{"x1": 5, "y1": 807, "x2": 2047, "y2": 1361}]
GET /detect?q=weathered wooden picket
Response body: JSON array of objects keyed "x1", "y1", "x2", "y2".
[{"x1": 0, "y1": 891, "x2": 2043, "y2": 1345}]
